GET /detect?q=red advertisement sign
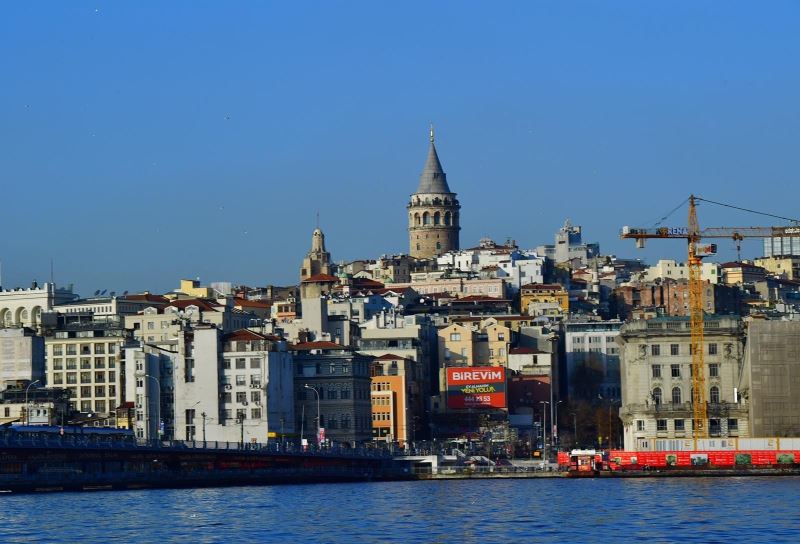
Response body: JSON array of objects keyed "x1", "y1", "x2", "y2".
[{"x1": 446, "y1": 367, "x2": 507, "y2": 409}]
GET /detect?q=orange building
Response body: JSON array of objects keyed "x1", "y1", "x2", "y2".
[{"x1": 370, "y1": 354, "x2": 414, "y2": 445}]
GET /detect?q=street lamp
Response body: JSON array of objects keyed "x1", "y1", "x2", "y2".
[
  {"x1": 201, "y1": 411, "x2": 211, "y2": 443},
  {"x1": 304, "y1": 384, "x2": 321, "y2": 445},
  {"x1": 25, "y1": 380, "x2": 41, "y2": 425},
  {"x1": 571, "y1": 412, "x2": 578, "y2": 447},
  {"x1": 140, "y1": 374, "x2": 161, "y2": 440},
  {"x1": 539, "y1": 400, "x2": 549, "y2": 463},
  {"x1": 554, "y1": 400, "x2": 563, "y2": 448}
]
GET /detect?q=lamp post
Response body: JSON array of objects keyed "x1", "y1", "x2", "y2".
[
  {"x1": 554, "y1": 400, "x2": 563, "y2": 448},
  {"x1": 572, "y1": 412, "x2": 578, "y2": 447},
  {"x1": 141, "y1": 374, "x2": 161, "y2": 440},
  {"x1": 201, "y1": 411, "x2": 208, "y2": 443},
  {"x1": 25, "y1": 380, "x2": 41, "y2": 425},
  {"x1": 304, "y1": 384, "x2": 321, "y2": 445},
  {"x1": 539, "y1": 400, "x2": 549, "y2": 463}
]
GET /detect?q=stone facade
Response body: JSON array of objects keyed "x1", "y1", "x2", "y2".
[
  {"x1": 618, "y1": 316, "x2": 750, "y2": 451},
  {"x1": 408, "y1": 131, "x2": 460, "y2": 259}
]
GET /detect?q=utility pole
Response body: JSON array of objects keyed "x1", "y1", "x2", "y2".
[{"x1": 201, "y1": 412, "x2": 207, "y2": 443}]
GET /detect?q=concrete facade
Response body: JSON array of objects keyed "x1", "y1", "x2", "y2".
[
  {"x1": 741, "y1": 320, "x2": 800, "y2": 437},
  {"x1": 0, "y1": 328, "x2": 45, "y2": 387}
]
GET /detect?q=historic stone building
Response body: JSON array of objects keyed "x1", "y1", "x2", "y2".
[
  {"x1": 300, "y1": 227, "x2": 332, "y2": 283},
  {"x1": 407, "y1": 129, "x2": 460, "y2": 259}
]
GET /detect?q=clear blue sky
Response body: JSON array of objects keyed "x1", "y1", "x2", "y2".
[{"x1": 2, "y1": 2, "x2": 799, "y2": 295}]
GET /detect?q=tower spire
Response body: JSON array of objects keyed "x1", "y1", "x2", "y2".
[{"x1": 429, "y1": 123, "x2": 435, "y2": 143}]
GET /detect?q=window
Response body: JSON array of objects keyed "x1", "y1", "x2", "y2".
[
  {"x1": 671, "y1": 387, "x2": 682, "y2": 404},
  {"x1": 341, "y1": 388, "x2": 350, "y2": 400},
  {"x1": 652, "y1": 365, "x2": 661, "y2": 378},
  {"x1": 652, "y1": 387, "x2": 662, "y2": 405},
  {"x1": 710, "y1": 386, "x2": 720, "y2": 404},
  {"x1": 330, "y1": 364, "x2": 336, "y2": 374},
  {"x1": 236, "y1": 358, "x2": 246, "y2": 369},
  {"x1": 236, "y1": 409, "x2": 246, "y2": 420},
  {"x1": 250, "y1": 391, "x2": 260, "y2": 402},
  {"x1": 80, "y1": 372, "x2": 91, "y2": 384},
  {"x1": 236, "y1": 375, "x2": 246, "y2": 386},
  {"x1": 236, "y1": 392, "x2": 247, "y2": 403},
  {"x1": 636, "y1": 420, "x2": 645, "y2": 432},
  {"x1": 53, "y1": 374, "x2": 63, "y2": 385},
  {"x1": 251, "y1": 408, "x2": 262, "y2": 419},
  {"x1": 671, "y1": 364, "x2": 681, "y2": 378},
  {"x1": 95, "y1": 344, "x2": 105, "y2": 355},
  {"x1": 450, "y1": 333, "x2": 461, "y2": 341},
  {"x1": 328, "y1": 389, "x2": 338, "y2": 400},
  {"x1": 708, "y1": 343, "x2": 718, "y2": 355},
  {"x1": 66, "y1": 373, "x2": 77, "y2": 384},
  {"x1": 222, "y1": 392, "x2": 232, "y2": 403},
  {"x1": 728, "y1": 418, "x2": 738, "y2": 432},
  {"x1": 81, "y1": 400, "x2": 92, "y2": 412},
  {"x1": 651, "y1": 344, "x2": 661, "y2": 356},
  {"x1": 674, "y1": 419, "x2": 685, "y2": 432},
  {"x1": 223, "y1": 359, "x2": 231, "y2": 369},
  {"x1": 53, "y1": 345, "x2": 63, "y2": 356},
  {"x1": 95, "y1": 386, "x2": 106, "y2": 397},
  {"x1": 250, "y1": 358, "x2": 261, "y2": 369},
  {"x1": 709, "y1": 363, "x2": 719, "y2": 378},
  {"x1": 95, "y1": 400, "x2": 106, "y2": 413},
  {"x1": 656, "y1": 419, "x2": 667, "y2": 432},
  {"x1": 668, "y1": 344, "x2": 678, "y2": 356},
  {"x1": 81, "y1": 386, "x2": 92, "y2": 397},
  {"x1": 498, "y1": 333, "x2": 505, "y2": 341}
]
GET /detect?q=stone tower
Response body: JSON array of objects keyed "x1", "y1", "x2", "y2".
[
  {"x1": 407, "y1": 127, "x2": 460, "y2": 259},
  {"x1": 300, "y1": 227, "x2": 332, "y2": 282}
]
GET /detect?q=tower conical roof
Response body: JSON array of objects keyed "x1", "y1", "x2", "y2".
[{"x1": 415, "y1": 141, "x2": 452, "y2": 194}]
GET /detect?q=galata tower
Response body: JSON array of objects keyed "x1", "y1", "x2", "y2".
[{"x1": 407, "y1": 127, "x2": 460, "y2": 259}]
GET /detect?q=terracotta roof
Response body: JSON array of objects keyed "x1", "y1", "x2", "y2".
[
  {"x1": 123, "y1": 293, "x2": 170, "y2": 304},
  {"x1": 233, "y1": 298, "x2": 272, "y2": 309},
  {"x1": 168, "y1": 298, "x2": 220, "y2": 312},
  {"x1": 373, "y1": 353, "x2": 410, "y2": 361},
  {"x1": 302, "y1": 274, "x2": 340, "y2": 283},
  {"x1": 292, "y1": 341, "x2": 347, "y2": 351}
]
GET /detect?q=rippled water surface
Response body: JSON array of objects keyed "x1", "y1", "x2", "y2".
[{"x1": 1, "y1": 477, "x2": 798, "y2": 542}]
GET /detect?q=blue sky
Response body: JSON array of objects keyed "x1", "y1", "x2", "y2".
[{"x1": 1, "y1": 2, "x2": 799, "y2": 295}]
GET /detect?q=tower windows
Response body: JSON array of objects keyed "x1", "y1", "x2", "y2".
[
  {"x1": 444, "y1": 211, "x2": 451, "y2": 225},
  {"x1": 434, "y1": 212, "x2": 441, "y2": 225},
  {"x1": 414, "y1": 213, "x2": 421, "y2": 226},
  {"x1": 423, "y1": 212, "x2": 430, "y2": 225}
]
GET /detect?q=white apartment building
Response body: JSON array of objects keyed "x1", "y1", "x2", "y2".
[
  {"x1": 565, "y1": 320, "x2": 622, "y2": 402},
  {"x1": 640, "y1": 259, "x2": 722, "y2": 285},
  {"x1": 46, "y1": 316, "x2": 127, "y2": 421},
  {"x1": 125, "y1": 326, "x2": 294, "y2": 443}
]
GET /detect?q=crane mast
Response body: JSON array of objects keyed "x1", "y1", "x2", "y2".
[{"x1": 687, "y1": 196, "x2": 707, "y2": 439}]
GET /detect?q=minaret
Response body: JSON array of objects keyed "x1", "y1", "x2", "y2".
[{"x1": 407, "y1": 126, "x2": 461, "y2": 259}]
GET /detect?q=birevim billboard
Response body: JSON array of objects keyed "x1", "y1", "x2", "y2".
[{"x1": 446, "y1": 367, "x2": 507, "y2": 409}]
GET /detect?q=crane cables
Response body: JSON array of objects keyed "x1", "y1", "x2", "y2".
[{"x1": 694, "y1": 196, "x2": 800, "y2": 225}]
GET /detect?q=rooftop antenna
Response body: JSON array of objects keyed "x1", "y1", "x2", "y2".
[
  {"x1": 316, "y1": 210, "x2": 320, "y2": 229},
  {"x1": 50, "y1": 258, "x2": 54, "y2": 287}
]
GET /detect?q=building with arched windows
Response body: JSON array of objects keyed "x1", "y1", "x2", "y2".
[{"x1": 407, "y1": 128, "x2": 460, "y2": 259}]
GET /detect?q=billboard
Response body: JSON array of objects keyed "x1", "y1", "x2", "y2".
[{"x1": 446, "y1": 367, "x2": 507, "y2": 409}]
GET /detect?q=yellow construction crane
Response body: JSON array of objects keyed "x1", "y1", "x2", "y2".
[{"x1": 621, "y1": 195, "x2": 800, "y2": 440}]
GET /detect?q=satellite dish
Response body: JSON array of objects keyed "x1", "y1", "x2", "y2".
[
  {"x1": 110, "y1": 291, "x2": 116, "y2": 297},
  {"x1": 123, "y1": 291, "x2": 129, "y2": 296},
  {"x1": 100, "y1": 290, "x2": 107, "y2": 295},
  {"x1": 94, "y1": 290, "x2": 101, "y2": 296}
]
